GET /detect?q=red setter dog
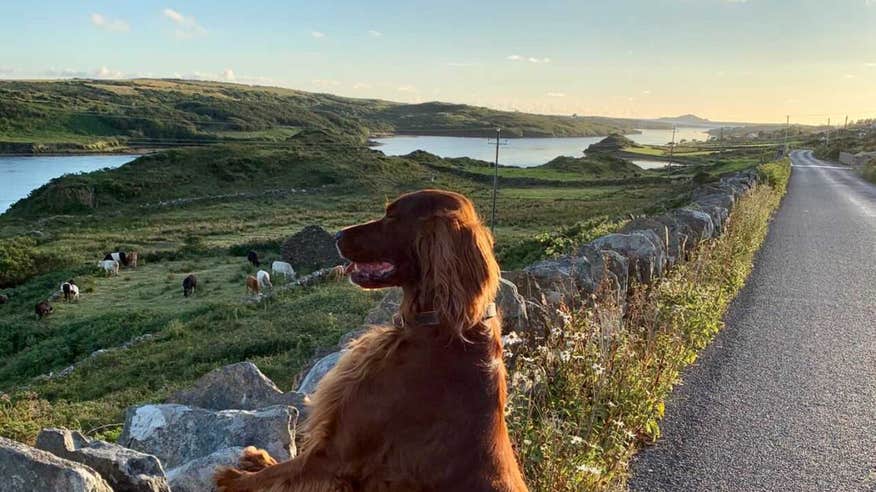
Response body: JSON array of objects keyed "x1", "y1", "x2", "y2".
[{"x1": 216, "y1": 189, "x2": 527, "y2": 491}]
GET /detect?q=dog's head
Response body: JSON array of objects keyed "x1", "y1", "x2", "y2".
[{"x1": 336, "y1": 189, "x2": 500, "y2": 333}]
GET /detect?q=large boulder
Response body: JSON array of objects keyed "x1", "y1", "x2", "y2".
[
  {"x1": 165, "y1": 447, "x2": 244, "y2": 492},
  {"x1": 35, "y1": 428, "x2": 169, "y2": 492},
  {"x1": 589, "y1": 232, "x2": 666, "y2": 284},
  {"x1": 166, "y1": 362, "x2": 305, "y2": 411},
  {"x1": 118, "y1": 404, "x2": 297, "y2": 469},
  {"x1": 0, "y1": 436, "x2": 112, "y2": 492},
  {"x1": 298, "y1": 351, "x2": 344, "y2": 395},
  {"x1": 281, "y1": 225, "x2": 343, "y2": 271}
]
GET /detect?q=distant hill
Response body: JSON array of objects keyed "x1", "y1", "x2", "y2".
[
  {"x1": 655, "y1": 114, "x2": 714, "y2": 126},
  {"x1": 0, "y1": 79, "x2": 655, "y2": 152}
]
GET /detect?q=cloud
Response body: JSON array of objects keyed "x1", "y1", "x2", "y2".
[
  {"x1": 311, "y1": 31, "x2": 325, "y2": 39},
  {"x1": 507, "y1": 54, "x2": 550, "y2": 63},
  {"x1": 90, "y1": 13, "x2": 130, "y2": 32},
  {"x1": 0, "y1": 66, "x2": 14, "y2": 75},
  {"x1": 396, "y1": 85, "x2": 417, "y2": 93},
  {"x1": 352, "y1": 82, "x2": 372, "y2": 89},
  {"x1": 724, "y1": 0, "x2": 749, "y2": 3},
  {"x1": 545, "y1": 92, "x2": 565, "y2": 97},
  {"x1": 865, "y1": 62, "x2": 876, "y2": 67},
  {"x1": 844, "y1": 73, "x2": 855, "y2": 79},
  {"x1": 642, "y1": 89, "x2": 652, "y2": 95},
  {"x1": 368, "y1": 30, "x2": 382, "y2": 37},
  {"x1": 222, "y1": 68, "x2": 236, "y2": 81},
  {"x1": 162, "y1": 8, "x2": 206, "y2": 39},
  {"x1": 95, "y1": 66, "x2": 125, "y2": 79}
]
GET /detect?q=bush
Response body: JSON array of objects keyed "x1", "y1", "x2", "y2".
[
  {"x1": 0, "y1": 237, "x2": 75, "y2": 287},
  {"x1": 861, "y1": 160, "x2": 876, "y2": 184},
  {"x1": 757, "y1": 158, "x2": 791, "y2": 190}
]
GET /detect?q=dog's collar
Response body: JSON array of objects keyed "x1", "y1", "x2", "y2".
[{"x1": 398, "y1": 302, "x2": 497, "y2": 327}]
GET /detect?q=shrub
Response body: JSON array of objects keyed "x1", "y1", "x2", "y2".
[
  {"x1": 0, "y1": 236, "x2": 75, "y2": 287},
  {"x1": 861, "y1": 160, "x2": 876, "y2": 184}
]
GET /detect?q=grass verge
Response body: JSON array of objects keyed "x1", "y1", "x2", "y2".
[{"x1": 507, "y1": 159, "x2": 790, "y2": 490}]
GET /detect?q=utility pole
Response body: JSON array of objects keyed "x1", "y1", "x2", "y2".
[
  {"x1": 490, "y1": 128, "x2": 500, "y2": 233},
  {"x1": 784, "y1": 115, "x2": 790, "y2": 156},
  {"x1": 844, "y1": 115, "x2": 848, "y2": 129},
  {"x1": 667, "y1": 125, "x2": 676, "y2": 172},
  {"x1": 826, "y1": 117, "x2": 831, "y2": 147}
]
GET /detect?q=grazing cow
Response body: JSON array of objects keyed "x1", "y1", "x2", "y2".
[
  {"x1": 256, "y1": 270, "x2": 273, "y2": 290},
  {"x1": 105, "y1": 251, "x2": 129, "y2": 266},
  {"x1": 127, "y1": 251, "x2": 139, "y2": 269},
  {"x1": 0, "y1": 294, "x2": 8, "y2": 304},
  {"x1": 247, "y1": 250, "x2": 260, "y2": 267},
  {"x1": 60, "y1": 280, "x2": 80, "y2": 302},
  {"x1": 246, "y1": 275, "x2": 260, "y2": 296},
  {"x1": 35, "y1": 301, "x2": 53, "y2": 319},
  {"x1": 183, "y1": 274, "x2": 198, "y2": 298},
  {"x1": 98, "y1": 259, "x2": 120, "y2": 276},
  {"x1": 271, "y1": 261, "x2": 296, "y2": 281}
]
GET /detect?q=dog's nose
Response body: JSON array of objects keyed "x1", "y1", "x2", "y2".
[{"x1": 335, "y1": 230, "x2": 344, "y2": 242}]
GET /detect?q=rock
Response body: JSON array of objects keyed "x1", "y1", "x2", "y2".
[
  {"x1": 281, "y1": 225, "x2": 343, "y2": 271},
  {"x1": 651, "y1": 213, "x2": 695, "y2": 262},
  {"x1": 166, "y1": 362, "x2": 306, "y2": 411},
  {"x1": 364, "y1": 287, "x2": 402, "y2": 326},
  {"x1": 35, "y1": 428, "x2": 169, "y2": 492},
  {"x1": 0, "y1": 436, "x2": 112, "y2": 492},
  {"x1": 496, "y1": 277, "x2": 528, "y2": 333},
  {"x1": 692, "y1": 203, "x2": 730, "y2": 235},
  {"x1": 589, "y1": 232, "x2": 667, "y2": 284},
  {"x1": 119, "y1": 404, "x2": 297, "y2": 469},
  {"x1": 521, "y1": 256, "x2": 591, "y2": 304},
  {"x1": 298, "y1": 351, "x2": 344, "y2": 394},
  {"x1": 578, "y1": 245, "x2": 629, "y2": 305},
  {"x1": 338, "y1": 327, "x2": 369, "y2": 348},
  {"x1": 672, "y1": 208, "x2": 715, "y2": 244},
  {"x1": 165, "y1": 447, "x2": 244, "y2": 492}
]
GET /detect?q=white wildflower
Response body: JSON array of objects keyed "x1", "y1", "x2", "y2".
[{"x1": 577, "y1": 464, "x2": 602, "y2": 475}]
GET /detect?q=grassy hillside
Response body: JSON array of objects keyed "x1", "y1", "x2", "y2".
[
  {"x1": 0, "y1": 79, "x2": 657, "y2": 152},
  {"x1": 0, "y1": 132, "x2": 767, "y2": 444}
]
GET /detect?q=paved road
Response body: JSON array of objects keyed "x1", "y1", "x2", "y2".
[{"x1": 629, "y1": 150, "x2": 876, "y2": 491}]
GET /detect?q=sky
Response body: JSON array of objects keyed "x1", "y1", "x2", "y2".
[{"x1": 1, "y1": 0, "x2": 875, "y2": 124}]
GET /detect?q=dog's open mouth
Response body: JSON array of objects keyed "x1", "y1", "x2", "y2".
[{"x1": 344, "y1": 261, "x2": 397, "y2": 287}]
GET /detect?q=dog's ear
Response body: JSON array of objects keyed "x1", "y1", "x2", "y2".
[{"x1": 414, "y1": 211, "x2": 499, "y2": 334}]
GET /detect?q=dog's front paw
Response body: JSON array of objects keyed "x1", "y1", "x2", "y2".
[{"x1": 238, "y1": 445, "x2": 279, "y2": 472}]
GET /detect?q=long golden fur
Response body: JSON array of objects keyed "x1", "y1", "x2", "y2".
[{"x1": 215, "y1": 189, "x2": 527, "y2": 492}]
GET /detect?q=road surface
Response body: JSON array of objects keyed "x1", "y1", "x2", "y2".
[{"x1": 629, "y1": 150, "x2": 876, "y2": 491}]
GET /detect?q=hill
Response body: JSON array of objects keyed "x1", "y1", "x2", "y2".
[
  {"x1": 585, "y1": 133, "x2": 639, "y2": 153},
  {"x1": 655, "y1": 114, "x2": 713, "y2": 126},
  {"x1": 0, "y1": 79, "x2": 650, "y2": 152}
]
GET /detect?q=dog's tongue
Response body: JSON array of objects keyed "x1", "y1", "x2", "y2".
[{"x1": 345, "y1": 261, "x2": 395, "y2": 275}]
